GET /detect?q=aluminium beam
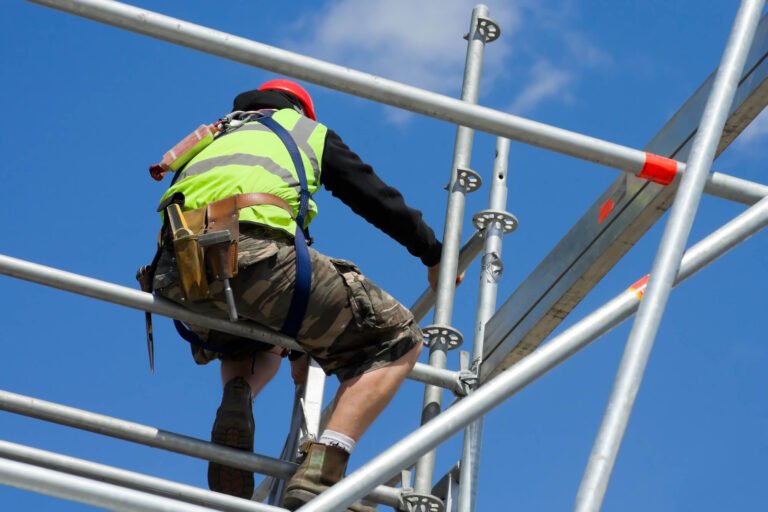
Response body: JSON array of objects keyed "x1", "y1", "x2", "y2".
[
  {"x1": 26, "y1": 0, "x2": 765, "y2": 203},
  {"x1": 480, "y1": 11, "x2": 768, "y2": 381},
  {"x1": 295, "y1": 193, "x2": 768, "y2": 512}
]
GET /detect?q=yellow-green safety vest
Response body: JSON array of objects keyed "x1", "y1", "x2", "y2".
[{"x1": 161, "y1": 108, "x2": 327, "y2": 236}]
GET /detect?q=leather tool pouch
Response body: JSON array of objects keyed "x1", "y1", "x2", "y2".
[
  {"x1": 165, "y1": 202, "x2": 209, "y2": 302},
  {"x1": 173, "y1": 234, "x2": 209, "y2": 302},
  {"x1": 204, "y1": 195, "x2": 240, "y2": 281}
]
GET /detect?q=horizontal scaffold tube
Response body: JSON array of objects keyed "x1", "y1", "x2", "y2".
[
  {"x1": 0, "y1": 389, "x2": 404, "y2": 508},
  {"x1": 0, "y1": 457, "x2": 224, "y2": 512},
  {"x1": 28, "y1": 0, "x2": 768, "y2": 205},
  {"x1": 0, "y1": 440, "x2": 284, "y2": 512},
  {"x1": 410, "y1": 231, "x2": 484, "y2": 323},
  {"x1": 295, "y1": 196, "x2": 768, "y2": 511},
  {"x1": 0, "y1": 254, "x2": 463, "y2": 394}
]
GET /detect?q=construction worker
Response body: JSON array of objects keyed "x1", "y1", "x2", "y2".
[{"x1": 149, "y1": 79, "x2": 448, "y2": 509}]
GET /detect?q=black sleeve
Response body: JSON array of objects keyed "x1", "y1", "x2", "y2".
[{"x1": 320, "y1": 129, "x2": 442, "y2": 267}]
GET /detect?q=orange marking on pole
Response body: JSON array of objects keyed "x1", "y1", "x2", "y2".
[
  {"x1": 629, "y1": 274, "x2": 650, "y2": 300},
  {"x1": 638, "y1": 153, "x2": 678, "y2": 186},
  {"x1": 598, "y1": 198, "x2": 615, "y2": 224}
]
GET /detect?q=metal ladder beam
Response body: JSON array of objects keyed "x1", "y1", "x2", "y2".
[{"x1": 480, "y1": 10, "x2": 768, "y2": 382}]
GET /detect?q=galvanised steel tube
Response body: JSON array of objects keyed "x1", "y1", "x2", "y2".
[
  {"x1": 0, "y1": 389, "x2": 403, "y2": 508},
  {"x1": 295, "y1": 193, "x2": 768, "y2": 512},
  {"x1": 26, "y1": 0, "x2": 767, "y2": 205},
  {"x1": 704, "y1": 172, "x2": 768, "y2": 205},
  {"x1": 410, "y1": 231, "x2": 485, "y2": 323},
  {"x1": 0, "y1": 254, "x2": 300, "y2": 350},
  {"x1": 414, "y1": 5, "x2": 489, "y2": 494},
  {"x1": 0, "y1": 457, "x2": 217, "y2": 512},
  {"x1": 409, "y1": 362, "x2": 465, "y2": 396},
  {"x1": 575, "y1": 2, "x2": 766, "y2": 510},
  {"x1": 0, "y1": 254, "x2": 456, "y2": 393},
  {"x1": 457, "y1": 137, "x2": 511, "y2": 512},
  {"x1": 0, "y1": 389, "x2": 293, "y2": 477},
  {"x1": 0, "y1": 441, "x2": 284, "y2": 512}
]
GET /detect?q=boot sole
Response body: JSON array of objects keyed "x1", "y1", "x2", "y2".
[
  {"x1": 208, "y1": 409, "x2": 254, "y2": 498},
  {"x1": 282, "y1": 488, "x2": 317, "y2": 511},
  {"x1": 283, "y1": 488, "x2": 377, "y2": 512}
]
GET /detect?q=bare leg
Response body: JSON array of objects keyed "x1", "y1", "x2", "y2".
[
  {"x1": 220, "y1": 346, "x2": 283, "y2": 396},
  {"x1": 326, "y1": 342, "x2": 422, "y2": 440}
]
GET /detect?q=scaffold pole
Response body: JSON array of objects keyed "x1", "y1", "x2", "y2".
[
  {"x1": 575, "y1": 1, "x2": 765, "y2": 509},
  {"x1": 414, "y1": 4, "x2": 492, "y2": 496}
]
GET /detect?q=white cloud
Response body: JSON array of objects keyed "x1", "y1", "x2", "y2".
[
  {"x1": 564, "y1": 32, "x2": 612, "y2": 68},
  {"x1": 287, "y1": 0, "x2": 519, "y2": 93},
  {"x1": 508, "y1": 61, "x2": 573, "y2": 114},
  {"x1": 285, "y1": 0, "x2": 610, "y2": 121}
]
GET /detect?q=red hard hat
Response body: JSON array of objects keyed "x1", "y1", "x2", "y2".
[{"x1": 258, "y1": 79, "x2": 316, "y2": 121}]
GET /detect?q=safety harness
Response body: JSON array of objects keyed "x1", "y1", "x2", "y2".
[{"x1": 138, "y1": 110, "x2": 314, "y2": 368}]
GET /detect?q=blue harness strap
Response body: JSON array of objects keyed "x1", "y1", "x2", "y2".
[{"x1": 257, "y1": 115, "x2": 313, "y2": 339}]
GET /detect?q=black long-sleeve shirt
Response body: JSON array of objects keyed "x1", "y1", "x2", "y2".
[{"x1": 321, "y1": 129, "x2": 442, "y2": 267}]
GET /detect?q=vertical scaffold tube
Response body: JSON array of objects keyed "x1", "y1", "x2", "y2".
[
  {"x1": 457, "y1": 138, "x2": 512, "y2": 512},
  {"x1": 414, "y1": 4, "x2": 491, "y2": 494},
  {"x1": 574, "y1": 1, "x2": 766, "y2": 510}
]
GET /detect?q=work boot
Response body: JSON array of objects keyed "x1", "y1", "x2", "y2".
[
  {"x1": 208, "y1": 376, "x2": 255, "y2": 499},
  {"x1": 282, "y1": 442, "x2": 377, "y2": 511}
]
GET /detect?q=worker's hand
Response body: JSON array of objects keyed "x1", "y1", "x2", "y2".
[
  {"x1": 290, "y1": 353, "x2": 310, "y2": 386},
  {"x1": 428, "y1": 264, "x2": 465, "y2": 291}
]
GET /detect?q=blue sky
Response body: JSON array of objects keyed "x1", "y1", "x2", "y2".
[{"x1": 1, "y1": 1, "x2": 766, "y2": 511}]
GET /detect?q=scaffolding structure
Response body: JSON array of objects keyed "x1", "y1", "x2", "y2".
[{"x1": 2, "y1": 0, "x2": 767, "y2": 511}]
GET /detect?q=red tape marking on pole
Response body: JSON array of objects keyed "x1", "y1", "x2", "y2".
[
  {"x1": 629, "y1": 275, "x2": 650, "y2": 300},
  {"x1": 598, "y1": 198, "x2": 615, "y2": 224},
  {"x1": 638, "y1": 153, "x2": 678, "y2": 186}
]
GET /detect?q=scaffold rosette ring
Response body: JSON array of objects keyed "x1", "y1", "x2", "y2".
[
  {"x1": 456, "y1": 168, "x2": 482, "y2": 193},
  {"x1": 421, "y1": 325, "x2": 463, "y2": 350},
  {"x1": 472, "y1": 209, "x2": 518, "y2": 233},
  {"x1": 477, "y1": 17, "x2": 501, "y2": 42},
  {"x1": 403, "y1": 493, "x2": 444, "y2": 512}
]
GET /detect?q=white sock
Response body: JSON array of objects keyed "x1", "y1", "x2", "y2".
[{"x1": 318, "y1": 429, "x2": 356, "y2": 454}]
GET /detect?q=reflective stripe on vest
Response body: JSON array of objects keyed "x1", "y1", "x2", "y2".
[{"x1": 160, "y1": 109, "x2": 327, "y2": 236}]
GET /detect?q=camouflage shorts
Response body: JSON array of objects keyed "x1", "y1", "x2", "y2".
[{"x1": 153, "y1": 225, "x2": 422, "y2": 381}]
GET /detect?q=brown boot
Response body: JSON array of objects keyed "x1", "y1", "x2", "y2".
[
  {"x1": 208, "y1": 377, "x2": 255, "y2": 498},
  {"x1": 282, "y1": 442, "x2": 377, "y2": 511}
]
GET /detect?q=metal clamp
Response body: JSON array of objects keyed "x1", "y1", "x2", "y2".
[
  {"x1": 456, "y1": 168, "x2": 482, "y2": 193},
  {"x1": 464, "y1": 17, "x2": 501, "y2": 44},
  {"x1": 472, "y1": 209, "x2": 518, "y2": 233},
  {"x1": 456, "y1": 351, "x2": 478, "y2": 396},
  {"x1": 457, "y1": 369, "x2": 478, "y2": 397},
  {"x1": 402, "y1": 493, "x2": 444, "y2": 512},
  {"x1": 422, "y1": 325, "x2": 463, "y2": 350}
]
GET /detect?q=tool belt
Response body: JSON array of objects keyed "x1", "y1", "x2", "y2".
[
  {"x1": 138, "y1": 112, "x2": 313, "y2": 372},
  {"x1": 171, "y1": 192, "x2": 295, "y2": 302}
]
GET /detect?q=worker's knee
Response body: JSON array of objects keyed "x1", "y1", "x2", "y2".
[
  {"x1": 256, "y1": 350, "x2": 283, "y2": 380},
  {"x1": 402, "y1": 340, "x2": 423, "y2": 369},
  {"x1": 411, "y1": 339, "x2": 424, "y2": 359}
]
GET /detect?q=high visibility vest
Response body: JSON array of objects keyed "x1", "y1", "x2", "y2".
[{"x1": 160, "y1": 109, "x2": 327, "y2": 236}]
